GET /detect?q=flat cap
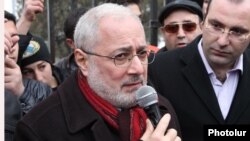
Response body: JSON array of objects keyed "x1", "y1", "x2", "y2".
[
  {"x1": 190, "y1": 0, "x2": 203, "y2": 8},
  {"x1": 159, "y1": 0, "x2": 203, "y2": 25}
]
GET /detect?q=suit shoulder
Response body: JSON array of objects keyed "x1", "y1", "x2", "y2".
[{"x1": 21, "y1": 92, "x2": 61, "y2": 127}]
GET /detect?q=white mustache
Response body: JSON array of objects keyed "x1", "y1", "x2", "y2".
[{"x1": 123, "y1": 75, "x2": 145, "y2": 85}]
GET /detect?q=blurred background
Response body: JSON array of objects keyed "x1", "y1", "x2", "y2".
[{"x1": 4, "y1": 0, "x2": 173, "y2": 63}]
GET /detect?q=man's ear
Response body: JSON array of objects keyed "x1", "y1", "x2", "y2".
[
  {"x1": 74, "y1": 48, "x2": 89, "y2": 76},
  {"x1": 66, "y1": 38, "x2": 76, "y2": 50}
]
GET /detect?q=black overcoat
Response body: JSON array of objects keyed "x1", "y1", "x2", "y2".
[
  {"x1": 14, "y1": 71, "x2": 181, "y2": 141},
  {"x1": 149, "y1": 35, "x2": 250, "y2": 141}
]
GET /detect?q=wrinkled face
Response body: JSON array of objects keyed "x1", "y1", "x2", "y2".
[
  {"x1": 22, "y1": 61, "x2": 55, "y2": 87},
  {"x1": 202, "y1": 0, "x2": 250, "y2": 70},
  {"x1": 4, "y1": 19, "x2": 19, "y2": 62},
  {"x1": 161, "y1": 9, "x2": 202, "y2": 50},
  {"x1": 76, "y1": 15, "x2": 147, "y2": 108}
]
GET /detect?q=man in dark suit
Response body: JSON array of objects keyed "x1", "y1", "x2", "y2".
[
  {"x1": 149, "y1": 0, "x2": 250, "y2": 141},
  {"x1": 14, "y1": 3, "x2": 181, "y2": 141}
]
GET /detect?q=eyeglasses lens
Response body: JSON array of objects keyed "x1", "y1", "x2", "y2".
[
  {"x1": 164, "y1": 22, "x2": 197, "y2": 33},
  {"x1": 183, "y1": 22, "x2": 197, "y2": 32}
]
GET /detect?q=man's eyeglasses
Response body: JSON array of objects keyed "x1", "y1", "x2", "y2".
[
  {"x1": 81, "y1": 49, "x2": 155, "y2": 68},
  {"x1": 162, "y1": 21, "x2": 197, "y2": 34},
  {"x1": 204, "y1": 23, "x2": 250, "y2": 42}
]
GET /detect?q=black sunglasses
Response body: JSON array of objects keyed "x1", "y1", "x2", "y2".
[{"x1": 163, "y1": 22, "x2": 197, "y2": 34}]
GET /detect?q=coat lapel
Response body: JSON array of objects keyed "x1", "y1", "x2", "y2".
[
  {"x1": 58, "y1": 72, "x2": 117, "y2": 141},
  {"x1": 226, "y1": 51, "x2": 250, "y2": 123},
  {"x1": 180, "y1": 37, "x2": 224, "y2": 123}
]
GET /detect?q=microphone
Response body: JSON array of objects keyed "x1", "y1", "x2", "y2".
[{"x1": 136, "y1": 85, "x2": 162, "y2": 128}]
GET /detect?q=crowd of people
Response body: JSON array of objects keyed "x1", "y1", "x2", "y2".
[{"x1": 4, "y1": 0, "x2": 250, "y2": 141}]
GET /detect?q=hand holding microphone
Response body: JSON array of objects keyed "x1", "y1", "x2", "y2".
[
  {"x1": 136, "y1": 86, "x2": 181, "y2": 141},
  {"x1": 136, "y1": 85, "x2": 162, "y2": 127}
]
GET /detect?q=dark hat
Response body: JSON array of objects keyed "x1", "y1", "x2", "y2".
[
  {"x1": 191, "y1": 0, "x2": 203, "y2": 8},
  {"x1": 4, "y1": 10, "x2": 16, "y2": 24},
  {"x1": 159, "y1": 0, "x2": 203, "y2": 25},
  {"x1": 20, "y1": 36, "x2": 51, "y2": 68}
]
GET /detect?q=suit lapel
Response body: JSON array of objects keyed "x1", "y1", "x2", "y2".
[
  {"x1": 59, "y1": 72, "x2": 117, "y2": 141},
  {"x1": 226, "y1": 51, "x2": 250, "y2": 123},
  {"x1": 180, "y1": 37, "x2": 224, "y2": 123}
]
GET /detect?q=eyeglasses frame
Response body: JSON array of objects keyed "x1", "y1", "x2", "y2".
[
  {"x1": 161, "y1": 21, "x2": 198, "y2": 34},
  {"x1": 81, "y1": 48, "x2": 155, "y2": 67},
  {"x1": 204, "y1": 22, "x2": 250, "y2": 42}
]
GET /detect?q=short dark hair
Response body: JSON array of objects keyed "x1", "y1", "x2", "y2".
[
  {"x1": 4, "y1": 10, "x2": 16, "y2": 24},
  {"x1": 63, "y1": 7, "x2": 88, "y2": 40}
]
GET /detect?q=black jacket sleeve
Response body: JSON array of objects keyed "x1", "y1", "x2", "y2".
[{"x1": 19, "y1": 79, "x2": 53, "y2": 113}]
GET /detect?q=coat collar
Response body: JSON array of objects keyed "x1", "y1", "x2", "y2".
[
  {"x1": 180, "y1": 35, "x2": 225, "y2": 123},
  {"x1": 226, "y1": 49, "x2": 250, "y2": 123},
  {"x1": 57, "y1": 72, "x2": 118, "y2": 141}
]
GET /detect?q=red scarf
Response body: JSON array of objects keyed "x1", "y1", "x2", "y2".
[{"x1": 77, "y1": 72, "x2": 147, "y2": 141}]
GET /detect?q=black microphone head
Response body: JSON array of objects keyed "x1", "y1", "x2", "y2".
[{"x1": 136, "y1": 85, "x2": 158, "y2": 108}]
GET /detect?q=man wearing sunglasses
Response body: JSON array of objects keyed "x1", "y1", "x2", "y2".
[
  {"x1": 158, "y1": 0, "x2": 203, "y2": 52},
  {"x1": 149, "y1": 0, "x2": 250, "y2": 140}
]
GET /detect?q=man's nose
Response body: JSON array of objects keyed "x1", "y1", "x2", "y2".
[
  {"x1": 217, "y1": 32, "x2": 230, "y2": 47},
  {"x1": 127, "y1": 56, "x2": 144, "y2": 74},
  {"x1": 35, "y1": 71, "x2": 44, "y2": 82},
  {"x1": 177, "y1": 26, "x2": 185, "y2": 38}
]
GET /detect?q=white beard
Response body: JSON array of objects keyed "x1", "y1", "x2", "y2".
[{"x1": 86, "y1": 59, "x2": 145, "y2": 108}]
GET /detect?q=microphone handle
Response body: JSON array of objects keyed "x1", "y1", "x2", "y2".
[{"x1": 144, "y1": 104, "x2": 162, "y2": 128}]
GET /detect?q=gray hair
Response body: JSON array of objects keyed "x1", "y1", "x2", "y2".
[{"x1": 74, "y1": 3, "x2": 141, "y2": 51}]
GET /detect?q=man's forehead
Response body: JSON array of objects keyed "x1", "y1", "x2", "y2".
[
  {"x1": 166, "y1": 9, "x2": 199, "y2": 19},
  {"x1": 4, "y1": 19, "x2": 16, "y2": 25},
  {"x1": 206, "y1": 0, "x2": 250, "y2": 29},
  {"x1": 164, "y1": 10, "x2": 200, "y2": 23}
]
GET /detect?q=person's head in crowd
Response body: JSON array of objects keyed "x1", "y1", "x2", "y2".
[
  {"x1": 4, "y1": 11, "x2": 20, "y2": 62},
  {"x1": 14, "y1": 4, "x2": 181, "y2": 141},
  {"x1": 168, "y1": 0, "x2": 204, "y2": 8},
  {"x1": 202, "y1": 0, "x2": 209, "y2": 15},
  {"x1": 105, "y1": 0, "x2": 142, "y2": 18},
  {"x1": 74, "y1": 3, "x2": 151, "y2": 108},
  {"x1": 159, "y1": 0, "x2": 203, "y2": 50},
  {"x1": 202, "y1": 0, "x2": 250, "y2": 68},
  {"x1": 63, "y1": 7, "x2": 88, "y2": 50},
  {"x1": 20, "y1": 36, "x2": 58, "y2": 88}
]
